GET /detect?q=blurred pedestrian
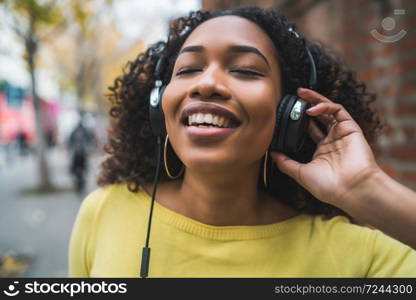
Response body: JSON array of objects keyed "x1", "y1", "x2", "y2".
[
  {"x1": 67, "y1": 112, "x2": 95, "y2": 196},
  {"x1": 16, "y1": 130, "x2": 29, "y2": 156}
]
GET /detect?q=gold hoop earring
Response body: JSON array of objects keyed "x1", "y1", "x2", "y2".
[
  {"x1": 263, "y1": 152, "x2": 268, "y2": 188},
  {"x1": 164, "y1": 134, "x2": 184, "y2": 179}
]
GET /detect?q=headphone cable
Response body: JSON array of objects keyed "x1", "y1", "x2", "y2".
[{"x1": 140, "y1": 135, "x2": 162, "y2": 278}]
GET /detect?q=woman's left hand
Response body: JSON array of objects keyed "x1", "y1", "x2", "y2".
[{"x1": 270, "y1": 88, "x2": 382, "y2": 208}]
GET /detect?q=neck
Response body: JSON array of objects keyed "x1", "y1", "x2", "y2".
[{"x1": 156, "y1": 161, "x2": 295, "y2": 226}]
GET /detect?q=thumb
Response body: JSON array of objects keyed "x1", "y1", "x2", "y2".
[{"x1": 270, "y1": 152, "x2": 303, "y2": 182}]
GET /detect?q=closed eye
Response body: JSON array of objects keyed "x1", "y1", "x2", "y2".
[
  {"x1": 230, "y1": 69, "x2": 264, "y2": 77},
  {"x1": 175, "y1": 68, "x2": 202, "y2": 76},
  {"x1": 175, "y1": 68, "x2": 264, "y2": 77}
]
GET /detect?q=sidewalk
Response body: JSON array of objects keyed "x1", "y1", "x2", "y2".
[{"x1": 0, "y1": 146, "x2": 103, "y2": 277}]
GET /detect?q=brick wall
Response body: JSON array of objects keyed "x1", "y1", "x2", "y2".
[{"x1": 202, "y1": 0, "x2": 416, "y2": 189}]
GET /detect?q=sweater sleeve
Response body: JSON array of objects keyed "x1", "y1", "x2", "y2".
[
  {"x1": 365, "y1": 228, "x2": 416, "y2": 277},
  {"x1": 68, "y1": 188, "x2": 106, "y2": 277}
]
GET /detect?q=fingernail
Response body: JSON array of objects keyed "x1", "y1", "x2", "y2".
[{"x1": 306, "y1": 106, "x2": 316, "y2": 112}]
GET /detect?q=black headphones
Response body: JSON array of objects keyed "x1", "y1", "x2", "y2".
[{"x1": 141, "y1": 26, "x2": 317, "y2": 278}]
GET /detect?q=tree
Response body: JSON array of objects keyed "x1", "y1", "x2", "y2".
[
  {"x1": 45, "y1": 0, "x2": 139, "y2": 115},
  {"x1": 0, "y1": 0, "x2": 64, "y2": 189}
]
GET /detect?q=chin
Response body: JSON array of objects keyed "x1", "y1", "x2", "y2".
[{"x1": 181, "y1": 152, "x2": 240, "y2": 172}]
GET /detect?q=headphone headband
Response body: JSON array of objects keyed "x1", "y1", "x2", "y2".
[
  {"x1": 153, "y1": 26, "x2": 317, "y2": 90},
  {"x1": 153, "y1": 56, "x2": 165, "y2": 80},
  {"x1": 288, "y1": 26, "x2": 317, "y2": 90}
]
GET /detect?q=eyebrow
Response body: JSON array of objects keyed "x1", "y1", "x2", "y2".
[{"x1": 178, "y1": 45, "x2": 270, "y2": 66}]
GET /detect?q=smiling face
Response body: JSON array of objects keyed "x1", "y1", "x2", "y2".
[{"x1": 162, "y1": 16, "x2": 282, "y2": 172}]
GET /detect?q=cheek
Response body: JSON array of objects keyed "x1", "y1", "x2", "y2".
[
  {"x1": 235, "y1": 88, "x2": 278, "y2": 155},
  {"x1": 247, "y1": 101, "x2": 276, "y2": 148},
  {"x1": 161, "y1": 82, "x2": 185, "y2": 130},
  {"x1": 240, "y1": 83, "x2": 277, "y2": 130}
]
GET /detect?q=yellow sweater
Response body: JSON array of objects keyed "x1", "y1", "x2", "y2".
[{"x1": 68, "y1": 183, "x2": 416, "y2": 277}]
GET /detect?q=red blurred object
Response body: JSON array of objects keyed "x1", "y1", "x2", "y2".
[{"x1": 0, "y1": 92, "x2": 58, "y2": 146}]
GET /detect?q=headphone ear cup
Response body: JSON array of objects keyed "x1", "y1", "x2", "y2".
[
  {"x1": 270, "y1": 94, "x2": 310, "y2": 155},
  {"x1": 270, "y1": 94, "x2": 297, "y2": 153},
  {"x1": 149, "y1": 84, "x2": 167, "y2": 137},
  {"x1": 267, "y1": 94, "x2": 310, "y2": 192},
  {"x1": 158, "y1": 85, "x2": 167, "y2": 137},
  {"x1": 284, "y1": 97, "x2": 310, "y2": 154}
]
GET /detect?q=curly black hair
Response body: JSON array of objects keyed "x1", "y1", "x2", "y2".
[{"x1": 98, "y1": 6, "x2": 382, "y2": 220}]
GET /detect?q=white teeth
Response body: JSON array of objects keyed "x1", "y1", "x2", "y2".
[
  {"x1": 186, "y1": 113, "x2": 236, "y2": 128},
  {"x1": 213, "y1": 115, "x2": 219, "y2": 125},
  {"x1": 204, "y1": 114, "x2": 213, "y2": 124},
  {"x1": 196, "y1": 113, "x2": 204, "y2": 124}
]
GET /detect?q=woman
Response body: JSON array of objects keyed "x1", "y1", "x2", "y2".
[{"x1": 69, "y1": 7, "x2": 416, "y2": 277}]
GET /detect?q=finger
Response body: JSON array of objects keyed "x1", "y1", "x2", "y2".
[
  {"x1": 306, "y1": 102, "x2": 352, "y2": 124},
  {"x1": 308, "y1": 119, "x2": 325, "y2": 143},
  {"x1": 319, "y1": 114, "x2": 337, "y2": 132},
  {"x1": 316, "y1": 114, "x2": 333, "y2": 125},
  {"x1": 270, "y1": 152, "x2": 303, "y2": 182},
  {"x1": 314, "y1": 114, "x2": 333, "y2": 130},
  {"x1": 297, "y1": 88, "x2": 353, "y2": 124},
  {"x1": 297, "y1": 87, "x2": 333, "y2": 105}
]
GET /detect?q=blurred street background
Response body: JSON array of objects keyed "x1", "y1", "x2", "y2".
[
  {"x1": 0, "y1": 0, "x2": 415, "y2": 277},
  {"x1": 0, "y1": 147, "x2": 101, "y2": 277},
  {"x1": 0, "y1": 0, "x2": 200, "y2": 277}
]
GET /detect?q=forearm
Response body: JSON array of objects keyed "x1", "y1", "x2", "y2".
[{"x1": 341, "y1": 170, "x2": 416, "y2": 249}]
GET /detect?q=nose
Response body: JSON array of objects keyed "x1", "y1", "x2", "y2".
[{"x1": 188, "y1": 65, "x2": 231, "y2": 100}]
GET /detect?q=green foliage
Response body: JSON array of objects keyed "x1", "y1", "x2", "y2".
[
  {"x1": 71, "y1": 0, "x2": 91, "y2": 34},
  {"x1": 1, "y1": 0, "x2": 114, "y2": 41},
  {"x1": 2, "y1": 0, "x2": 64, "y2": 32},
  {"x1": 70, "y1": 0, "x2": 114, "y2": 35}
]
